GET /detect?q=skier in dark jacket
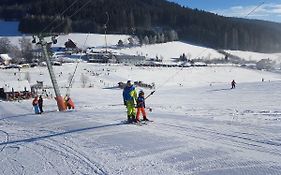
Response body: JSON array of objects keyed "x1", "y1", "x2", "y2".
[
  {"x1": 38, "y1": 95, "x2": 44, "y2": 113},
  {"x1": 136, "y1": 90, "x2": 149, "y2": 122},
  {"x1": 231, "y1": 80, "x2": 236, "y2": 89}
]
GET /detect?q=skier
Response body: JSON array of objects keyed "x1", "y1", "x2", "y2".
[
  {"x1": 38, "y1": 95, "x2": 44, "y2": 114},
  {"x1": 32, "y1": 96, "x2": 40, "y2": 114},
  {"x1": 231, "y1": 80, "x2": 236, "y2": 89},
  {"x1": 65, "y1": 95, "x2": 75, "y2": 109},
  {"x1": 123, "y1": 80, "x2": 137, "y2": 123},
  {"x1": 136, "y1": 90, "x2": 150, "y2": 122}
]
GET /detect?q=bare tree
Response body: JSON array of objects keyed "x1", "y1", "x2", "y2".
[
  {"x1": 9, "y1": 45, "x2": 22, "y2": 63},
  {"x1": 158, "y1": 33, "x2": 165, "y2": 43},
  {"x1": 19, "y1": 36, "x2": 33, "y2": 63},
  {"x1": 168, "y1": 30, "x2": 179, "y2": 41},
  {"x1": 0, "y1": 38, "x2": 12, "y2": 54},
  {"x1": 80, "y1": 73, "x2": 89, "y2": 88},
  {"x1": 25, "y1": 72, "x2": 31, "y2": 83},
  {"x1": 142, "y1": 36, "x2": 149, "y2": 45}
]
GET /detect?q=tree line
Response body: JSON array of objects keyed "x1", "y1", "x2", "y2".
[{"x1": 1, "y1": 0, "x2": 281, "y2": 52}]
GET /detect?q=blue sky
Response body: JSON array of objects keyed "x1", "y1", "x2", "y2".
[{"x1": 169, "y1": 0, "x2": 281, "y2": 23}]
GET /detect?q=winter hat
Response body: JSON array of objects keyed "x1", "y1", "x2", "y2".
[{"x1": 127, "y1": 80, "x2": 132, "y2": 86}]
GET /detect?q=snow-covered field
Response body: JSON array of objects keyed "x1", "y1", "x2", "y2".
[
  {"x1": 226, "y1": 50, "x2": 281, "y2": 63},
  {"x1": 1, "y1": 63, "x2": 281, "y2": 174},
  {"x1": 2, "y1": 33, "x2": 281, "y2": 63}
]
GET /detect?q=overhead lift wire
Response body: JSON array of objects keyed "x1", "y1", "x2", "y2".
[
  {"x1": 40, "y1": 0, "x2": 81, "y2": 34},
  {"x1": 66, "y1": 33, "x2": 91, "y2": 94},
  {"x1": 49, "y1": 0, "x2": 94, "y2": 33},
  {"x1": 244, "y1": 1, "x2": 265, "y2": 18},
  {"x1": 35, "y1": 0, "x2": 95, "y2": 96},
  {"x1": 144, "y1": 49, "x2": 208, "y2": 100},
  {"x1": 146, "y1": 1, "x2": 267, "y2": 99}
]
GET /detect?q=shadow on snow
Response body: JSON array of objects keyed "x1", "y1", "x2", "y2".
[{"x1": 0, "y1": 122, "x2": 124, "y2": 146}]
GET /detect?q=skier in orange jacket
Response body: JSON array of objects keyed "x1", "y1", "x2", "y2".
[
  {"x1": 65, "y1": 95, "x2": 75, "y2": 109},
  {"x1": 136, "y1": 90, "x2": 150, "y2": 122}
]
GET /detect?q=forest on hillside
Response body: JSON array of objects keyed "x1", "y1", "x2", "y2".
[{"x1": 1, "y1": 0, "x2": 281, "y2": 52}]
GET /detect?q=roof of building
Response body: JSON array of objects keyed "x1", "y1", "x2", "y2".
[
  {"x1": 0, "y1": 80, "x2": 31, "y2": 92},
  {"x1": 64, "y1": 39, "x2": 77, "y2": 49},
  {"x1": 0, "y1": 54, "x2": 12, "y2": 61}
]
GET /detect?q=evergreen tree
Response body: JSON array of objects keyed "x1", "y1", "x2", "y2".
[{"x1": 2, "y1": 0, "x2": 281, "y2": 52}]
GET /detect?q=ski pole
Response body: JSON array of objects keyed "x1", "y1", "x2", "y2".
[{"x1": 145, "y1": 90, "x2": 155, "y2": 100}]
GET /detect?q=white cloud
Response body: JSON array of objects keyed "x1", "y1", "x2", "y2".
[{"x1": 212, "y1": 3, "x2": 281, "y2": 22}]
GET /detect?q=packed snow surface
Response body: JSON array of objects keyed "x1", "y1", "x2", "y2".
[{"x1": 1, "y1": 63, "x2": 281, "y2": 174}]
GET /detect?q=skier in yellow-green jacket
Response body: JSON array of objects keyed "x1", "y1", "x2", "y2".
[{"x1": 123, "y1": 80, "x2": 137, "y2": 123}]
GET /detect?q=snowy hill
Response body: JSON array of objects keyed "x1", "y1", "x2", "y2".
[
  {"x1": 1, "y1": 62, "x2": 281, "y2": 174},
  {"x1": 226, "y1": 50, "x2": 281, "y2": 63},
  {"x1": 2, "y1": 33, "x2": 281, "y2": 64}
]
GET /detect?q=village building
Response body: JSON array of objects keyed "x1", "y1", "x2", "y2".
[
  {"x1": 0, "y1": 80, "x2": 32, "y2": 100},
  {"x1": 32, "y1": 48, "x2": 44, "y2": 60},
  {"x1": 64, "y1": 39, "x2": 79, "y2": 52},
  {"x1": 0, "y1": 54, "x2": 12, "y2": 65},
  {"x1": 115, "y1": 54, "x2": 146, "y2": 65},
  {"x1": 87, "y1": 51, "x2": 146, "y2": 65}
]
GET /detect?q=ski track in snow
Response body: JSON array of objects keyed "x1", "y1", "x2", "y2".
[{"x1": 1, "y1": 64, "x2": 281, "y2": 174}]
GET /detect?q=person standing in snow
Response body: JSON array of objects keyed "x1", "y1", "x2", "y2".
[
  {"x1": 38, "y1": 95, "x2": 44, "y2": 114},
  {"x1": 231, "y1": 80, "x2": 236, "y2": 89},
  {"x1": 123, "y1": 80, "x2": 137, "y2": 123},
  {"x1": 136, "y1": 90, "x2": 150, "y2": 122},
  {"x1": 32, "y1": 96, "x2": 40, "y2": 114},
  {"x1": 64, "y1": 95, "x2": 75, "y2": 110}
]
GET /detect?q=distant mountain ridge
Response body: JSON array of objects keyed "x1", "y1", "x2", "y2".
[{"x1": 0, "y1": 0, "x2": 281, "y2": 53}]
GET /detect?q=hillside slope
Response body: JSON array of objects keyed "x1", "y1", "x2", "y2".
[{"x1": 1, "y1": 0, "x2": 281, "y2": 52}]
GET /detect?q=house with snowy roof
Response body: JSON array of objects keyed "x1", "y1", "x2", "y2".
[
  {"x1": 0, "y1": 54, "x2": 12, "y2": 65},
  {"x1": 0, "y1": 80, "x2": 32, "y2": 100}
]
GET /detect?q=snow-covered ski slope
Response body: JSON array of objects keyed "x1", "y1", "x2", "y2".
[{"x1": 1, "y1": 63, "x2": 281, "y2": 174}]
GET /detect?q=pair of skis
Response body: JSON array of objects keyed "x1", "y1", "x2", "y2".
[
  {"x1": 123, "y1": 119, "x2": 153, "y2": 126},
  {"x1": 135, "y1": 120, "x2": 153, "y2": 126}
]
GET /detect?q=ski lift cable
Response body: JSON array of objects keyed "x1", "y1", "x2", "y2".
[
  {"x1": 66, "y1": 11, "x2": 109, "y2": 90},
  {"x1": 50, "y1": 0, "x2": 93, "y2": 33},
  {"x1": 244, "y1": 1, "x2": 265, "y2": 18},
  {"x1": 66, "y1": 32, "x2": 91, "y2": 95},
  {"x1": 40, "y1": 0, "x2": 80, "y2": 34},
  {"x1": 145, "y1": 49, "x2": 208, "y2": 99},
  {"x1": 146, "y1": 1, "x2": 267, "y2": 100},
  {"x1": 34, "y1": 0, "x2": 93, "y2": 97}
]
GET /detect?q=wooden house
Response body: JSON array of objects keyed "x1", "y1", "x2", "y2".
[{"x1": 0, "y1": 80, "x2": 32, "y2": 100}]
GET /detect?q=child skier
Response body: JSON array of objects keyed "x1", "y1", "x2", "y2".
[
  {"x1": 136, "y1": 90, "x2": 149, "y2": 122},
  {"x1": 32, "y1": 96, "x2": 40, "y2": 114}
]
